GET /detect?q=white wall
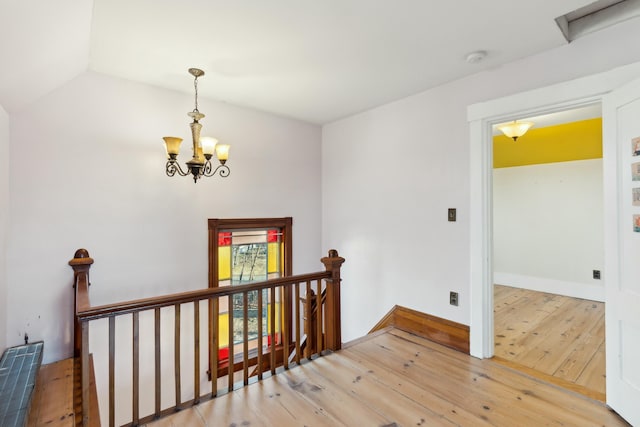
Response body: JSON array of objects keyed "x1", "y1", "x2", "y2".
[
  {"x1": 493, "y1": 159, "x2": 604, "y2": 301},
  {"x1": 0, "y1": 105, "x2": 8, "y2": 352},
  {"x1": 7, "y1": 71, "x2": 322, "y2": 363},
  {"x1": 322, "y1": 17, "x2": 640, "y2": 343}
]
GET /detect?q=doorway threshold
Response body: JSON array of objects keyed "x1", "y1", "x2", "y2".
[{"x1": 491, "y1": 355, "x2": 605, "y2": 402}]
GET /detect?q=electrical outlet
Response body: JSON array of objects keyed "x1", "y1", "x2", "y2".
[
  {"x1": 448, "y1": 208, "x2": 456, "y2": 222},
  {"x1": 593, "y1": 270, "x2": 601, "y2": 280},
  {"x1": 450, "y1": 291, "x2": 459, "y2": 306}
]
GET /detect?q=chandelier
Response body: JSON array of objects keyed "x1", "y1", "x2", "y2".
[{"x1": 163, "y1": 68, "x2": 230, "y2": 183}]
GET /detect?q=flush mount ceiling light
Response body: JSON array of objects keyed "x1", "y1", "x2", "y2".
[
  {"x1": 465, "y1": 50, "x2": 487, "y2": 64},
  {"x1": 496, "y1": 120, "x2": 534, "y2": 141},
  {"x1": 163, "y1": 68, "x2": 230, "y2": 183}
]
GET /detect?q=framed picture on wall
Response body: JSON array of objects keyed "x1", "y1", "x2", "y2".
[
  {"x1": 634, "y1": 188, "x2": 640, "y2": 206},
  {"x1": 635, "y1": 215, "x2": 640, "y2": 233},
  {"x1": 633, "y1": 136, "x2": 640, "y2": 157},
  {"x1": 633, "y1": 163, "x2": 640, "y2": 181}
]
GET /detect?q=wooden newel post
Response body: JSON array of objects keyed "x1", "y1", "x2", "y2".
[
  {"x1": 321, "y1": 249, "x2": 345, "y2": 351},
  {"x1": 70, "y1": 249, "x2": 94, "y2": 357},
  {"x1": 69, "y1": 248, "x2": 93, "y2": 427}
]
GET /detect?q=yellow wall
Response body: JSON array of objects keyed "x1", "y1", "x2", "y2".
[{"x1": 493, "y1": 118, "x2": 602, "y2": 168}]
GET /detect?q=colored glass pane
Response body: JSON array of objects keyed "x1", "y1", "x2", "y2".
[
  {"x1": 218, "y1": 312, "x2": 229, "y2": 347},
  {"x1": 218, "y1": 231, "x2": 232, "y2": 246},
  {"x1": 266, "y1": 302, "x2": 281, "y2": 334},
  {"x1": 267, "y1": 242, "x2": 279, "y2": 273},
  {"x1": 218, "y1": 246, "x2": 231, "y2": 280},
  {"x1": 267, "y1": 229, "x2": 279, "y2": 243}
]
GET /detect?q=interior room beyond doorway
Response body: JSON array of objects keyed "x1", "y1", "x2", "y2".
[{"x1": 491, "y1": 105, "x2": 605, "y2": 400}]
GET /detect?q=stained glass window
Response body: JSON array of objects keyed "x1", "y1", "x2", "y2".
[{"x1": 208, "y1": 218, "x2": 291, "y2": 363}]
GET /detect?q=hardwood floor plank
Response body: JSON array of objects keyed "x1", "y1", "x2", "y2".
[
  {"x1": 554, "y1": 326, "x2": 602, "y2": 382},
  {"x1": 338, "y1": 347, "x2": 493, "y2": 426},
  {"x1": 576, "y1": 341, "x2": 607, "y2": 392},
  {"x1": 26, "y1": 359, "x2": 75, "y2": 427},
  {"x1": 494, "y1": 285, "x2": 606, "y2": 398},
  {"x1": 142, "y1": 407, "x2": 205, "y2": 427},
  {"x1": 147, "y1": 328, "x2": 629, "y2": 427},
  {"x1": 306, "y1": 353, "x2": 459, "y2": 427},
  {"x1": 527, "y1": 300, "x2": 603, "y2": 374},
  {"x1": 193, "y1": 385, "x2": 288, "y2": 427},
  {"x1": 278, "y1": 363, "x2": 393, "y2": 426},
  {"x1": 384, "y1": 329, "x2": 625, "y2": 426},
  {"x1": 348, "y1": 334, "x2": 560, "y2": 426}
]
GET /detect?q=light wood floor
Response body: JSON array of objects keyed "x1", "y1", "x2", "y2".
[
  {"x1": 146, "y1": 328, "x2": 628, "y2": 427},
  {"x1": 493, "y1": 285, "x2": 606, "y2": 401},
  {"x1": 27, "y1": 358, "x2": 75, "y2": 427}
]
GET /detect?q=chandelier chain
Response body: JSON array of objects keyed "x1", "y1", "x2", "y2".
[{"x1": 193, "y1": 75, "x2": 199, "y2": 113}]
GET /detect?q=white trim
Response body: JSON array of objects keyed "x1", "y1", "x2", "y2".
[
  {"x1": 494, "y1": 272, "x2": 605, "y2": 302},
  {"x1": 467, "y1": 61, "x2": 640, "y2": 359},
  {"x1": 601, "y1": 76, "x2": 640, "y2": 425}
]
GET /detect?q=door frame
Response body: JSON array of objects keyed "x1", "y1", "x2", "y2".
[{"x1": 467, "y1": 63, "x2": 640, "y2": 359}]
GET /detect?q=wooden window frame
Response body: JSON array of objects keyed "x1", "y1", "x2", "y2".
[
  {"x1": 207, "y1": 217, "x2": 293, "y2": 380},
  {"x1": 208, "y1": 217, "x2": 293, "y2": 288}
]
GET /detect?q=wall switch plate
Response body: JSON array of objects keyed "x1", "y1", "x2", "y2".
[
  {"x1": 450, "y1": 291, "x2": 459, "y2": 306},
  {"x1": 448, "y1": 208, "x2": 456, "y2": 222},
  {"x1": 593, "y1": 270, "x2": 601, "y2": 280}
]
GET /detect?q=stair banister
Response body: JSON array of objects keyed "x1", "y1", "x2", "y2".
[{"x1": 70, "y1": 248, "x2": 344, "y2": 427}]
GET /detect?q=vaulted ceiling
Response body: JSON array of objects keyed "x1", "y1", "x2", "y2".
[{"x1": 0, "y1": 1, "x2": 631, "y2": 124}]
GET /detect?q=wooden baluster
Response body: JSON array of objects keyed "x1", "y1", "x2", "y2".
[
  {"x1": 174, "y1": 304, "x2": 181, "y2": 407},
  {"x1": 155, "y1": 308, "x2": 161, "y2": 418},
  {"x1": 108, "y1": 317, "x2": 115, "y2": 427},
  {"x1": 257, "y1": 289, "x2": 263, "y2": 380},
  {"x1": 194, "y1": 301, "x2": 200, "y2": 404},
  {"x1": 68, "y1": 247, "x2": 344, "y2": 426},
  {"x1": 228, "y1": 294, "x2": 234, "y2": 392},
  {"x1": 243, "y1": 291, "x2": 249, "y2": 385},
  {"x1": 282, "y1": 285, "x2": 290, "y2": 370},
  {"x1": 81, "y1": 321, "x2": 90, "y2": 427},
  {"x1": 316, "y1": 279, "x2": 323, "y2": 354},
  {"x1": 210, "y1": 298, "x2": 218, "y2": 398},
  {"x1": 321, "y1": 250, "x2": 345, "y2": 351},
  {"x1": 305, "y1": 281, "x2": 312, "y2": 360},
  {"x1": 132, "y1": 312, "x2": 140, "y2": 425},
  {"x1": 294, "y1": 282, "x2": 301, "y2": 365},
  {"x1": 270, "y1": 286, "x2": 276, "y2": 375}
]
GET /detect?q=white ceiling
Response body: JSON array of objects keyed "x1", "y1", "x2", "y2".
[{"x1": 0, "y1": 0, "x2": 617, "y2": 124}]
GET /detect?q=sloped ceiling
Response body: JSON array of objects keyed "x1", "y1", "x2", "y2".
[
  {"x1": 0, "y1": 0, "x2": 93, "y2": 114},
  {"x1": 0, "y1": 0, "x2": 611, "y2": 123}
]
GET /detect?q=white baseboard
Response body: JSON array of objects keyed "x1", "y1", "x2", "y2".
[{"x1": 493, "y1": 272, "x2": 605, "y2": 302}]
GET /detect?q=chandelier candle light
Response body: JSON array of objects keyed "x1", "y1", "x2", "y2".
[{"x1": 163, "y1": 68, "x2": 230, "y2": 183}]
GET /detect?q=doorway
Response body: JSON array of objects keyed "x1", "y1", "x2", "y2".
[
  {"x1": 489, "y1": 107, "x2": 606, "y2": 399},
  {"x1": 468, "y1": 66, "x2": 640, "y2": 426}
]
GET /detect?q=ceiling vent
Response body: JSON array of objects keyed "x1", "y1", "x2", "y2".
[{"x1": 556, "y1": 0, "x2": 640, "y2": 42}]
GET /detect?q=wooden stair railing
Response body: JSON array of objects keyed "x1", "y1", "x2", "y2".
[{"x1": 71, "y1": 248, "x2": 344, "y2": 427}]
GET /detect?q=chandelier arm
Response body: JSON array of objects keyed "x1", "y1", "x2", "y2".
[
  {"x1": 166, "y1": 160, "x2": 190, "y2": 177},
  {"x1": 202, "y1": 162, "x2": 230, "y2": 178}
]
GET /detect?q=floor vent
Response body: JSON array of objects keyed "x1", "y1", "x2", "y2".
[{"x1": 0, "y1": 342, "x2": 44, "y2": 427}]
